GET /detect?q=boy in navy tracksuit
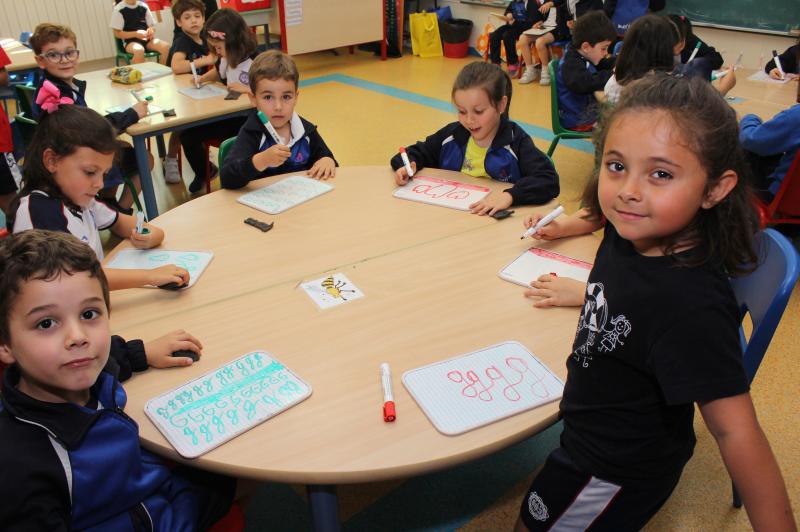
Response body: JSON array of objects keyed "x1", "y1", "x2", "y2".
[
  {"x1": 0, "y1": 230, "x2": 235, "y2": 531},
  {"x1": 740, "y1": 104, "x2": 800, "y2": 200},
  {"x1": 488, "y1": 0, "x2": 542, "y2": 75},
  {"x1": 557, "y1": 11, "x2": 617, "y2": 130},
  {"x1": 221, "y1": 50, "x2": 337, "y2": 189}
]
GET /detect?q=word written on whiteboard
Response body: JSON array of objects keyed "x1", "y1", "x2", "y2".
[
  {"x1": 145, "y1": 351, "x2": 312, "y2": 458},
  {"x1": 238, "y1": 175, "x2": 333, "y2": 215},
  {"x1": 499, "y1": 247, "x2": 593, "y2": 287},
  {"x1": 105, "y1": 249, "x2": 214, "y2": 289},
  {"x1": 300, "y1": 272, "x2": 365, "y2": 310},
  {"x1": 393, "y1": 175, "x2": 490, "y2": 211},
  {"x1": 403, "y1": 341, "x2": 563, "y2": 435}
]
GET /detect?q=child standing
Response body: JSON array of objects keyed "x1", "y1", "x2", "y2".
[
  {"x1": 391, "y1": 62, "x2": 558, "y2": 215},
  {"x1": 8, "y1": 103, "x2": 189, "y2": 291},
  {"x1": 489, "y1": 0, "x2": 542, "y2": 76},
  {"x1": 180, "y1": 8, "x2": 258, "y2": 193},
  {"x1": 111, "y1": 0, "x2": 171, "y2": 65},
  {"x1": 0, "y1": 229, "x2": 234, "y2": 530},
  {"x1": 221, "y1": 50, "x2": 337, "y2": 189},
  {"x1": 556, "y1": 11, "x2": 617, "y2": 130},
  {"x1": 163, "y1": 0, "x2": 217, "y2": 185},
  {"x1": 0, "y1": 45, "x2": 21, "y2": 216},
  {"x1": 516, "y1": 74, "x2": 795, "y2": 530},
  {"x1": 30, "y1": 23, "x2": 151, "y2": 211}
]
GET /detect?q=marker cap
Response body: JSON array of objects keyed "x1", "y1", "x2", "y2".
[{"x1": 383, "y1": 401, "x2": 396, "y2": 422}]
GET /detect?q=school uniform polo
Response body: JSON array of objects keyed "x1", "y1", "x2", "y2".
[
  {"x1": 12, "y1": 191, "x2": 118, "y2": 260},
  {"x1": 218, "y1": 56, "x2": 254, "y2": 88},
  {"x1": 557, "y1": 46, "x2": 615, "y2": 129},
  {"x1": 110, "y1": 0, "x2": 156, "y2": 48},
  {"x1": 167, "y1": 32, "x2": 210, "y2": 71}
]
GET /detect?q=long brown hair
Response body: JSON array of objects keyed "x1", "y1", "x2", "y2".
[
  {"x1": 205, "y1": 8, "x2": 257, "y2": 69},
  {"x1": 581, "y1": 73, "x2": 759, "y2": 275}
]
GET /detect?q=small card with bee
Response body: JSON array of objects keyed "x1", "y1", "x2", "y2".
[{"x1": 300, "y1": 273, "x2": 364, "y2": 310}]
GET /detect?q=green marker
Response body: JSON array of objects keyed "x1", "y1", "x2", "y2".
[{"x1": 257, "y1": 111, "x2": 269, "y2": 124}]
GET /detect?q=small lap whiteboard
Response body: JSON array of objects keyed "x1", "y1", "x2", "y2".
[
  {"x1": 499, "y1": 248, "x2": 593, "y2": 287},
  {"x1": 145, "y1": 351, "x2": 312, "y2": 458},
  {"x1": 393, "y1": 175, "x2": 490, "y2": 211},
  {"x1": 105, "y1": 249, "x2": 213, "y2": 288},
  {"x1": 238, "y1": 175, "x2": 333, "y2": 214},
  {"x1": 178, "y1": 84, "x2": 228, "y2": 99},
  {"x1": 403, "y1": 341, "x2": 563, "y2": 436},
  {"x1": 131, "y1": 62, "x2": 173, "y2": 81}
]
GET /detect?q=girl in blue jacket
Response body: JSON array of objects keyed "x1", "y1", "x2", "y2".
[{"x1": 390, "y1": 62, "x2": 559, "y2": 216}]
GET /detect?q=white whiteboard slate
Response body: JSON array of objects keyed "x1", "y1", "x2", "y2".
[
  {"x1": 105, "y1": 249, "x2": 213, "y2": 288},
  {"x1": 145, "y1": 351, "x2": 312, "y2": 458},
  {"x1": 393, "y1": 175, "x2": 490, "y2": 211},
  {"x1": 238, "y1": 175, "x2": 333, "y2": 214},
  {"x1": 403, "y1": 341, "x2": 564, "y2": 436},
  {"x1": 499, "y1": 247, "x2": 593, "y2": 287}
]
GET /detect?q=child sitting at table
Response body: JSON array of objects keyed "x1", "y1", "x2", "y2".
[
  {"x1": 30, "y1": 23, "x2": 151, "y2": 213},
  {"x1": 488, "y1": 0, "x2": 542, "y2": 77},
  {"x1": 556, "y1": 10, "x2": 617, "y2": 130},
  {"x1": 0, "y1": 229, "x2": 234, "y2": 530},
  {"x1": 162, "y1": 0, "x2": 217, "y2": 186},
  {"x1": 220, "y1": 50, "x2": 338, "y2": 189},
  {"x1": 0, "y1": 45, "x2": 21, "y2": 216},
  {"x1": 180, "y1": 8, "x2": 258, "y2": 193},
  {"x1": 391, "y1": 61, "x2": 558, "y2": 215},
  {"x1": 740, "y1": 103, "x2": 800, "y2": 200},
  {"x1": 764, "y1": 35, "x2": 800, "y2": 80},
  {"x1": 110, "y1": 0, "x2": 171, "y2": 65},
  {"x1": 667, "y1": 14, "x2": 724, "y2": 71},
  {"x1": 8, "y1": 103, "x2": 189, "y2": 291}
]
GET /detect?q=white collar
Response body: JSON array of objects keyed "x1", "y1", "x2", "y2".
[{"x1": 263, "y1": 112, "x2": 305, "y2": 147}]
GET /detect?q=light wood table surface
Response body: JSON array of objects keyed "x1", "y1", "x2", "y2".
[
  {"x1": 0, "y1": 38, "x2": 36, "y2": 72},
  {"x1": 728, "y1": 68, "x2": 798, "y2": 119},
  {"x1": 107, "y1": 167, "x2": 600, "y2": 529},
  {"x1": 81, "y1": 67, "x2": 254, "y2": 218}
]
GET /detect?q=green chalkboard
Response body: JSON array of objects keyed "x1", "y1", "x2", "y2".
[{"x1": 667, "y1": 0, "x2": 798, "y2": 34}]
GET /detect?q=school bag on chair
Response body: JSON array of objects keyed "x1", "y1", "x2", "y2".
[{"x1": 409, "y1": 11, "x2": 443, "y2": 58}]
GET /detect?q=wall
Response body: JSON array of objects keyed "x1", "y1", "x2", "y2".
[{"x1": 435, "y1": 0, "x2": 797, "y2": 70}]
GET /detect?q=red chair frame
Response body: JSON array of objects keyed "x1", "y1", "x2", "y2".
[{"x1": 755, "y1": 150, "x2": 800, "y2": 227}]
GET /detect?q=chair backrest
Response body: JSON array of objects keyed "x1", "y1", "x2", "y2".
[
  {"x1": 14, "y1": 113, "x2": 38, "y2": 150},
  {"x1": 15, "y1": 85, "x2": 35, "y2": 116},
  {"x1": 218, "y1": 137, "x2": 237, "y2": 167},
  {"x1": 764, "y1": 149, "x2": 800, "y2": 221},
  {"x1": 115, "y1": 38, "x2": 128, "y2": 56},
  {"x1": 18, "y1": 31, "x2": 32, "y2": 48},
  {"x1": 548, "y1": 59, "x2": 566, "y2": 135},
  {"x1": 730, "y1": 228, "x2": 800, "y2": 382}
]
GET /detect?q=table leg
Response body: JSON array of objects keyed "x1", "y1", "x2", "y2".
[
  {"x1": 307, "y1": 485, "x2": 341, "y2": 532},
  {"x1": 156, "y1": 134, "x2": 166, "y2": 159},
  {"x1": 133, "y1": 135, "x2": 159, "y2": 218}
]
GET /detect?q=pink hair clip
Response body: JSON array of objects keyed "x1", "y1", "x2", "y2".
[
  {"x1": 208, "y1": 30, "x2": 226, "y2": 40},
  {"x1": 35, "y1": 80, "x2": 74, "y2": 114}
]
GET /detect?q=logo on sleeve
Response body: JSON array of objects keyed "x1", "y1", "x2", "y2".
[
  {"x1": 572, "y1": 282, "x2": 632, "y2": 368},
  {"x1": 527, "y1": 492, "x2": 549, "y2": 522}
]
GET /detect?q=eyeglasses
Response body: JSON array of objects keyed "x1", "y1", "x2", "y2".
[{"x1": 39, "y1": 49, "x2": 80, "y2": 64}]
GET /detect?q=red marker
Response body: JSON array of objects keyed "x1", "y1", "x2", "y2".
[
  {"x1": 399, "y1": 147, "x2": 415, "y2": 178},
  {"x1": 550, "y1": 272, "x2": 558, "y2": 277},
  {"x1": 380, "y1": 362, "x2": 396, "y2": 422}
]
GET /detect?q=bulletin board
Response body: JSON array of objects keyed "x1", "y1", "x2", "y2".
[{"x1": 278, "y1": 0, "x2": 386, "y2": 58}]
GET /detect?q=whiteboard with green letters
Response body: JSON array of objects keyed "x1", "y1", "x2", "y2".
[{"x1": 145, "y1": 351, "x2": 312, "y2": 458}]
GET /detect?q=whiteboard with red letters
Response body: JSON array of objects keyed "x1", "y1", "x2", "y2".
[
  {"x1": 402, "y1": 341, "x2": 563, "y2": 435},
  {"x1": 499, "y1": 247, "x2": 593, "y2": 287},
  {"x1": 393, "y1": 175, "x2": 490, "y2": 211}
]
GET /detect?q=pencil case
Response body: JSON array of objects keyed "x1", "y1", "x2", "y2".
[{"x1": 108, "y1": 66, "x2": 142, "y2": 85}]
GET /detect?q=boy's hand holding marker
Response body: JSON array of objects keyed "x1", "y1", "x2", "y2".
[
  {"x1": 130, "y1": 218, "x2": 164, "y2": 249},
  {"x1": 395, "y1": 147, "x2": 417, "y2": 185}
]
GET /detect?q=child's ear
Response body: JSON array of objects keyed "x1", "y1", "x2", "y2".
[
  {"x1": 247, "y1": 93, "x2": 257, "y2": 107},
  {"x1": 497, "y1": 94, "x2": 508, "y2": 115},
  {"x1": 42, "y1": 148, "x2": 59, "y2": 173},
  {"x1": 0, "y1": 343, "x2": 15, "y2": 366},
  {"x1": 702, "y1": 170, "x2": 738, "y2": 209}
]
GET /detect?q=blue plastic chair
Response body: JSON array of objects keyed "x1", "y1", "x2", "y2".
[{"x1": 728, "y1": 228, "x2": 799, "y2": 507}]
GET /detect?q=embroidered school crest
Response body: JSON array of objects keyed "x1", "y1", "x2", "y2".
[
  {"x1": 572, "y1": 282, "x2": 632, "y2": 367},
  {"x1": 527, "y1": 492, "x2": 549, "y2": 522},
  {"x1": 239, "y1": 71, "x2": 249, "y2": 85}
]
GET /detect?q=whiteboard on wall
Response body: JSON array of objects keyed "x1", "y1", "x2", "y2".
[{"x1": 280, "y1": 0, "x2": 384, "y2": 55}]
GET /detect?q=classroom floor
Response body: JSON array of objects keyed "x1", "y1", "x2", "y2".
[{"x1": 95, "y1": 50, "x2": 797, "y2": 530}]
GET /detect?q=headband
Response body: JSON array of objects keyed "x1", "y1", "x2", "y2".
[
  {"x1": 35, "y1": 80, "x2": 74, "y2": 114},
  {"x1": 208, "y1": 30, "x2": 226, "y2": 40}
]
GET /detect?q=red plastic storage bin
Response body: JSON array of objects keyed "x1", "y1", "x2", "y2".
[{"x1": 220, "y1": 0, "x2": 271, "y2": 11}]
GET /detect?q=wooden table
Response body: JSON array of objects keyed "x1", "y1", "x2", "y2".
[
  {"x1": 81, "y1": 68, "x2": 254, "y2": 218},
  {"x1": 107, "y1": 167, "x2": 600, "y2": 530},
  {"x1": 0, "y1": 38, "x2": 36, "y2": 72},
  {"x1": 728, "y1": 68, "x2": 798, "y2": 119}
]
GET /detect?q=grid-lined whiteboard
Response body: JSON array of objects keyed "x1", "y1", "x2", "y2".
[{"x1": 403, "y1": 341, "x2": 563, "y2": 436}]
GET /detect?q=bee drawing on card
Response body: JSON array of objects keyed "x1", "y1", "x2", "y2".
[{"x1": 321, "y1": 276, "x2": 355, "y2": 300}]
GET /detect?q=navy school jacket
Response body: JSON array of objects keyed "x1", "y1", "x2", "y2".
[
  {"x1": 557, "y1": 45, "x2": 615, "y2": 129},
  {"x1": 220, "y1": 110, "x2": 337, "y2": 189},
  {"x1": 0, "y1": 337, "x2": 198, "y2": 531},
  {"x1": 390, "y1": 117, "x2": 559, "y2": 205}
]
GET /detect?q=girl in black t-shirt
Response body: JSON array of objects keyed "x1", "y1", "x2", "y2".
[{"x1": 515, "y1": 74, "x2": 795, "y2": 530}]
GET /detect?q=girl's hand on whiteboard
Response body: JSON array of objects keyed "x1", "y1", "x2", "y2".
[
  {"x1": 147, "y1": 264, "x2": 190, "y2": 288},
  {"x1": 767, "y1": 68, "x2": 782, "y2": 80},
  {"x1": 395, "y1": 161, "x2": 417, "y2": 185},
  {"x1": 524, "y1": 275, "x2": 585, "y2": 308},
  {"x1": 145, "y1": 329, "x2": 203, "y2": 368},
  {"x1": 523, "y1": 213, "x2": 564, "y2": 240},
  {"x1": 307, "y1": 157, "x2": 336, "y2": 180},
  {"x1": 469, "y1": 191, "x2": 513, "y2": 216}
]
